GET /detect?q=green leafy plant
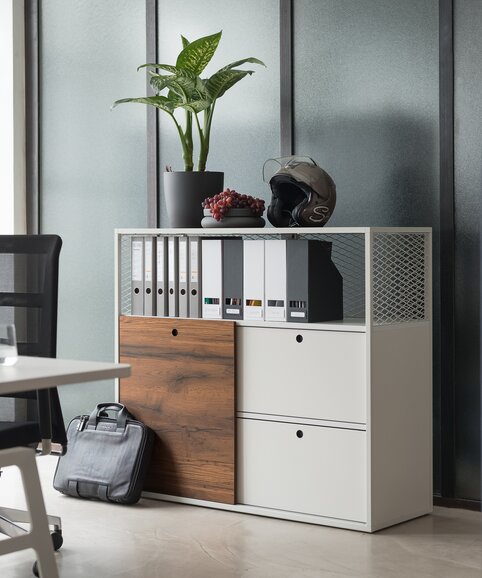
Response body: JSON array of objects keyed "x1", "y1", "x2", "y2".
[{"x1": 113, "y1": 31, "x2": 264, "y2": 171}]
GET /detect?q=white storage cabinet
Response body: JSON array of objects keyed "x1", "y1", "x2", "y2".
[{"x1": 115, "y1": 227, "x2": 432, "y2": 532}]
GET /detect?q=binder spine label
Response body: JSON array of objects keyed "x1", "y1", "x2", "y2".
[
  {"x1": 178, "y1": 237, "x2": 189, "y2": 317},
  {"x1": 188, "y1": 238, "x2": 202, "y2": 318},
  {"x1": 131, "y1": 238, "x2": 144, "y2": 315}
]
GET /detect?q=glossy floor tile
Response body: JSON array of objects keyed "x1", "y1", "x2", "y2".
[{"x1": 1, "y1": 456, "x2": 481, "y2": 577}]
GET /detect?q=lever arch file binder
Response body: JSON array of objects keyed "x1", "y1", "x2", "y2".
[
  {"x1": 222, "y1": 239, "x2": 243, "y2": 320},
  {"x1": 131, "y1": 237, "x2": 144, "y2": 315},
  {"x1": 168, "y1": 236, "x2": 179, "y2": 317},
  {"x1": 156, "y1": 236, "x2": 168, "y2": 316},
  {"x1": 265, "y1": 239, "x2": 287, "y2": 322},
  {"x1": 286, "y1": 239, "x2": 343, "y2": 323},
  {"x1": 144, "y1": 236, "x2": 156, "y2": 316},
  {"x1": 188, "y1": 237, "x2": 202, "y2": 318},
  {"x1": 202, "y1": 239, "x2": 223, "y2": 319},
  {"x1": 243, "y1": 240, "x2": 265, "y2": 320},
  {"x1": 178, "y1": 236, "x2": 189, "y2": 317}
]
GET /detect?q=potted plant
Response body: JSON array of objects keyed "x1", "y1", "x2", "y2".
[{"x1": 113, "y1": 31, "x2": 264, "y2": 227}]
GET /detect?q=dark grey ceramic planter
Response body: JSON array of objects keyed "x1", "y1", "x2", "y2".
[{"x1": 163, "y1": 171, "x2": 224, "y2": 228}]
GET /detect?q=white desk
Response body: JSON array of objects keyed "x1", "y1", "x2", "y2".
[
  {"x1": 0, "y1": 356, "x2": 131, "y2": 578},
  {"x1": 0, "y1": 355, "x2": 130, "y2": 394}
]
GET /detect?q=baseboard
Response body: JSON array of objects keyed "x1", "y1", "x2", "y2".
[{"x1": 433, "y1": 496, "x2": 481, "y2": 512}]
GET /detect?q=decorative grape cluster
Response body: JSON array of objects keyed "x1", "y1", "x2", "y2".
[{"x1": 202, "y1": 188, "x2": 265, "y2": 222}]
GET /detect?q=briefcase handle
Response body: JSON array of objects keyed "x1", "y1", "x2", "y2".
[{"x1": 87, "y1": 403, "x2": 130, "y2": 431}]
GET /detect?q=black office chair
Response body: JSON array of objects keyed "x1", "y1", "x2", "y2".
[{"x1": 0, "y1": 235, "x2": 66, "y2": 576}]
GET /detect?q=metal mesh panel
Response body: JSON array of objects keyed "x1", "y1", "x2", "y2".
[
  {"x1": 120, "y1": 236, "x2": 133, "y2": 315},
  {"x1": 372, "y1": 232, "x2": 428, "y2": 325},
  {"x1": 303, "y1": 233, "x2": 365, "y2": 319}
]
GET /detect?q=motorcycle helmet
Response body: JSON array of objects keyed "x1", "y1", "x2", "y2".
[{"x1": 265, "y1": 156, "x2": 336, "y2": 227}]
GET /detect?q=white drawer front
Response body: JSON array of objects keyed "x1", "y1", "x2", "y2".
[
  {"x1": 238, "y1": 418, "x2": 367, "y2": 522},
  {"x1": 238, "y1": 328, "x2": 366, "y2": 423}
]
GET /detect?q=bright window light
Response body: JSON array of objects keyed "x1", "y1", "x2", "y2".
[{"x1": 0, "y1": 0, "x2": 26, "y2": 234}]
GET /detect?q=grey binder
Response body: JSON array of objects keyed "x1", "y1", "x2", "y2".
[
  {"x1": 143, "y1": 236, "x2": 156, "y2": 316},
  {"x1": 178, "y1": 237, "x2": 189, "y2": 317},
  {"x1": 131, "y1": 237, "x2": 144, "y2": 315},
  {"x1": 222, "y1": 239, "x2": 243, "y2": 320},
  {"x1": 188, "y1": 237, "x2": 202, "y2": 318},
  {"x1": 167, "y1": 236, "x2": 179, "y2": 317},
  {"x1": 286, "y1": 239, "x2": 343, "y2": 323},
  {"x1": 156, "y1": 236, "x2": 168, "y2": 316}
]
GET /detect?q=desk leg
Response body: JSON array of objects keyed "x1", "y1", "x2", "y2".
[{"x1": 0, "y1": 447, "x2": 59, "y2": 578}]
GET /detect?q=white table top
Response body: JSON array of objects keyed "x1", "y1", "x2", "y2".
[{"x1": 0, "y1": 356, "x2": 130, "y2": 395}]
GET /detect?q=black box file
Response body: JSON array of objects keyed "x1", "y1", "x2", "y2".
[{"x1": 286, "y1": 239, "x2": 343, "y2": 323}]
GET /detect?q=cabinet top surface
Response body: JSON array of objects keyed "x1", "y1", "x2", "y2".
[{"x1": 115, "y1": 226, "x2": 432, "y2": 236}]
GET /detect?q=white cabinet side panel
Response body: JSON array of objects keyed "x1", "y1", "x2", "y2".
[{"x1": 370, "y1": 323, "x2": 432, "y2": 530}]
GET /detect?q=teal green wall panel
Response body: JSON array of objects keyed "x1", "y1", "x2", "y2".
[
  {"x1": 454, "y1": 0, "x2": 481, "y2": 501},
  {"x1": 39, "y1": 0, "x2": 147, "y2": 423},
  {"x1": 157, "y1": 0, "x2": 280, "y2": 226}
]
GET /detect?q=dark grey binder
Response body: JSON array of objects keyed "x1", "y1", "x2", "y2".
[
  {"x1": 222, "y1": 239, "x2": 243, "y2": 320},
  {"x1": 286, "y1": 239, "x2": 343, "y2": 323},
  {"x1": 131, "y1": 237, "x2": 144, "y2": 315}
]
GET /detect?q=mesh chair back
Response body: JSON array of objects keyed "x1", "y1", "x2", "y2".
[{"x1": 0, "y1": 235, "x2": 66, "y2": 447}]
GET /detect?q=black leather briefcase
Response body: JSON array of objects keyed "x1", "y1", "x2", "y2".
[{"x1": 53, "y1": 403, "x2": 154, "y2": 504}]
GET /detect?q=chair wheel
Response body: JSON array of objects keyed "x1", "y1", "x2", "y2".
[
  {"x1": 32, "y1": 560, "x2": 39, "y2": 577},
  {"x1": 51, "y1": 529, "x2": 63, "y2": 551}
]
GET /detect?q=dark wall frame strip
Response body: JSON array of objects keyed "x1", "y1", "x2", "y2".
[
  {"x1": 280, "y1": 0, "x2": 293, "y2": 157},
  {"x1": 146, "y1": 0, "x2": 159, "y2": 227},
  {"x1": 25, "y1": 0, "x2": 39, "y2": 234},
  {"x1": 439, "y1": 0, "x2": 456, "y2": 498}
]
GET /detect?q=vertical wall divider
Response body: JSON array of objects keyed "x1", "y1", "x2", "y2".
[
  {"x1": 146, "y1": 0, "x2": 159, "y2": 227},
  {"x1": 25, "y1": 0, "x2": 39, "y2": 234},
  {"x1": 439, "y1": 0, "x2": 455, "y2": 499},
  {"x1": 280, "y1": 0, "x2": 293, "y2": 157}
]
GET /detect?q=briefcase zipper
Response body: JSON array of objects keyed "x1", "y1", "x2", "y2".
[{"x1": 77, "y1": 415, "x2": 89, "y2": 432}]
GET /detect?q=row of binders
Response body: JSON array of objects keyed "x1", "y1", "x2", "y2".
[{"x1": 131, "y1": 237, "x2": 343, "y2": 323}]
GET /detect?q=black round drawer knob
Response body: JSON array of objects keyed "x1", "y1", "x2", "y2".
[
  {"x1": 296, "y1": 430, "x2": 304, "y2": 438},
  {"x1": 172, "y1": 328, "x2": 178, "y2": 336},
  {"x1": 296, "y1": 334, "x2": 303, "y2": 343}
]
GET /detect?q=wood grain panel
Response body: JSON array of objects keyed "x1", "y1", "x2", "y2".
[{"x1": 119, "y1": 316, "x2": 236, "y2": 504}]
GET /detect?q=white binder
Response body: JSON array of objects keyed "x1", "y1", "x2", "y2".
[
  {"x1": 243, "y1": 239, "x2": 265, "y2": 320},
  {"x1": 156, "y1": 236, "x2": 168, "y2": 316},
  {"x1": 178, "y1": 236, "x2": 189, "y2": 317},
  {"x1": 201, "y1": 239, "x2": 223, "y2": 319},
  {"x1": 143, "y1": 236, "x2": 156, "y2": 316},
  {"x1": 188, "y1": 237, "x2": 202, "y2": 318},
  {"x1": 167, "y1": 236, "x2": 179, "y2": 317},
  {"x1": 131, "y1": 237, "x2": 144, "y2": 315},
  {"x1": 265, "y1": 239, "x2": 287, "y2": 321}
]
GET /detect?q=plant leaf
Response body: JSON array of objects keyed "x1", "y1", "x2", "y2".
[
  {"x1": 178, "y1": 99, "x2": 212, "y2": 113},
  {"x1": 111, "y1": 95, "x2": 178, "y2": 114},
  {"x1": 149, "y1": 73, "x2": 175, "y2": 93},
  {"x1": 150, "y1": 71, "x2": 207, "y2": 101},
  {"x1": 138, "y1": 63, "x2": 179, "y2": 74},
  {"x1": 205, "y1": 69, "x2": 253, "y2": 100},
  {"x1": 216, "y1": 57, "x2": 265, "y2": 73},
  {"x1": 176, "y1": 31, "x2": 222, "y2": 75},
  {"x1": 181, "y1": 35, "x2": 190, "y2": 49}
]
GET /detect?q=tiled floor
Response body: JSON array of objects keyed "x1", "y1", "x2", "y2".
[{"x1": 1, "y1": 456, "x2": 481, "y2": 577}]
